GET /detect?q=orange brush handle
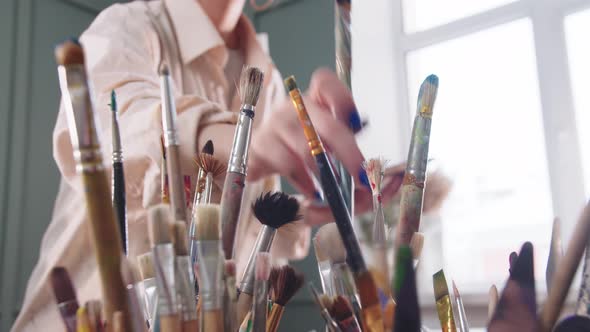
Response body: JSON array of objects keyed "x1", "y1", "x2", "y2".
[
  {"x1": 204, "y1": 310, "x2": 224, "y2": 331},
  {"x1": 266, "y1": 305, "x2": 284, "y2": 332}
]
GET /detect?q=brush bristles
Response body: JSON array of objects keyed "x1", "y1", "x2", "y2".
[
  {"x1": 195, "y1": 153, "x2": 226, "y2": 177},
  {"x1": 137, "y1": 252, "x2": 155, "y2": 280},
  {"x1": 410, "y1": 232, "x2": 425, "y2": 259},
  {"x1": 330, "y1": 295, "x2": 354, "y2": 322},
  {"x1": 270, "y1": 265, "x2": 304, "y2": 306},
  {"x1": 319, "y1": 294, "x2": 334, "y2": 312},
  {"x1": 284, "y1": 76, "x2": 298, "y2": 92},
  {"x1": 255, "y1": 252, "x2": 272, "y2": 281},
  {"x1": 315, "y1": 223, "x2": 346, "y2": 264},
  {"x1": 202, "y1": 140, "x2": 214, "y2": 155},
  {"x1": 252, "y1": 191, "x2": 302, "y2": 229},
  {"x1": 417, "y1": 74, "x2": 439, "y2": 115},
  {"x1": 173, "y1": 221, "x2": 189, "y2": 256},
  {"x1": 452, "y1": 280, "x2": 460, "y2": 298},
  {"x1": 239, "y1": 66, "x2": 264, "y2": 107},
  {"x1": 50, "y1": 267, "x2": 77, "y2": 304},
  {"x1": 195, "y1": 204, "x2": 221, "y2": 241},
  {"x1": 312, "y1": 237, "x2": 328, "y2": 262},
  {"x1": 433, "y1": 269, "x2": 450, "y2": 301},
  {"x1": 54, "y1": 38, "x2": 84, "y2": 66},
  {"x1": 363, "y1": 157, "x2": 386, "y2": 194},
  {"x1": 147, "y1": 204, "x2": 173, "y2": 246}
]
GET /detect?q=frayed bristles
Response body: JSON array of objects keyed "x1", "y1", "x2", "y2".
[
  {"x1": 137, "y1": 252, "x2": 155, "y2": 280},
  {"x1": 270, "y1": 265, "x2": 304, "y2": 306},
  {"x1": 173, "y1": 221, "x2": 189, "y2": 256},
  {"x1": 363, "y1": 157, "x2": 387, "y2": 194},
  {"x1": 315, "y1": 223, "x2": 346, "y2": 264},
  {"x1": 50, "y1": 267, "x2": 78, "y2": 304},
  {"x1": 147, "y1": 204, "x2": 172, "y2": 246},
  {"x1": 239, "y1": 66, "x2": 264, "y2": 107},
  {"x1": 252, "y1": 191, "x2": 302, "y2": 229},
  {"x1": 410, "y1": 232, "x2": 424, "y2": 260},
  {"x1": 330, "y1": 295, "x2": 354, "y2": 322},
  {"x1": 195, "y1": 204, "x2": 221, "y2": 241},
  {"x1": 417, "y1": 74, "x2": 439, "y2": 115},
  {"x1": 202, "y1": 140, "x2": 214, "y2": 155},
  {"x1": 54, "y1": 39, "x2": 84, "y2": 66},
  {"x1": 195, "y1": 153, "x2": 226, "y2": 178},
  {"x1": 255, "y1": 252, "x2": 272, "y2": 281}
]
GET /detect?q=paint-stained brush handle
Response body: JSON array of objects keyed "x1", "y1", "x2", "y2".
[
  {"x1": 112, "y1": 161, "x2": 127, "y2": 254},
  {"x1": 220, "y1": 171, "x2": 246, "y2": 259}
]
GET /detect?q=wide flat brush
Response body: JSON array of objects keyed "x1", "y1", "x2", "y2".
[
  {"x1": 55, "y1": 39, "x2": 130, "y2": 329},
  {"x1": 541, "y1": 202, "x2": 590, "y2": 331},
  {"x1": 147, "y1": 204, "x2": 180, "y2": 332},
  {"x1": 396, "y1": 75, "x2": 439, "y2": 247},
  {"x1": 546, "y1": 217, "x2": 563, "y2": 293},
  {"x1": 285, "y1": 76, "x2": 383, "y2": 331},
  {"x1": 195, "y1": 204, "x2": 224, "y2": 331},
  {"x1": 173, "y1": 221, "x2": 198, "y2": 332},
  {"x1": 452, "y1": 280, "x2": 469, "y2": 332},
  {"x1": 267, "y1": 265, "x2": 305, "y2": 332},
  {"x1": 220, "y1": 66, "x2": 264, "y2": 259},
  {"x1": 237, "y1": 192, "x2": 301, "y2": 323},
  {"x1": 50, "y1": 267, "x2": 79, "y2": 332},
  {"x1": 309, "y1": 283, "x2": 342, "y2": 332},
  {"x1": 109, "y1": 90, "x2": 127, "y2": 255},
  {"x1": 392, "y1": 246, "x2": 420, "y2": 332},
  {"x1": 433, "y1": 270, "x2": 457, "y2": 332},
  {"x1": 252, "y1": 252, "x2": 271, "y2": 332},
  {"x1": 159, "y1": 66, "x2": 188, "y2": 221}
]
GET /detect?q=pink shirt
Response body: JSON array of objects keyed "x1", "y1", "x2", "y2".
[{"x1": 12, "y1": 0, "x2": 309, "y2": 330}]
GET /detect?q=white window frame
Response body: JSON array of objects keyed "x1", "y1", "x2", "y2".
[{"x1": 390, "y1": 0, "x2": 590, "y2": 242}]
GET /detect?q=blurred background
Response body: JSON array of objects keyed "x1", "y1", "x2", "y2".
[{"x1": 1, "y1": 0, "x2": 590, "y2": 330}]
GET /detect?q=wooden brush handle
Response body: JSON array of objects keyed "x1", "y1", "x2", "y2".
[
  {"x1": 354, "y1": 271, "x2": 383, "y2": 332},
  {"x1": 183, "y1": 319, "x2": 198, "y2": 332},
  {"x1": 204, "y1": 310, "x2": 224, "y2": 331},
  {"x1": 166, "y1": 144, "x2": 188, "y2": 221},
  {"x1": 160, "y1": 314, "x2": 181, "y2": 332},
  {"x1": 82, "y1": 171, "x2": 131, "y2": 330},
  {"x1": 237, "y1": 292, "x2": 253, "y2": 326},
  {"x1": 220, "y1": 172, "x2": 246, "y2": 259},
  {"x1": 396, "y1": 179, "x2": 424, "y2": 247},
  {"x1": 266, "y1": 305, "x2": 284, "y2": 332}
]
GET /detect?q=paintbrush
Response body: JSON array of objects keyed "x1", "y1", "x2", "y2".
[
  {"x1": 285, "y1": 76, "x2": 383, "y2": 331},
  {"x1": 159, "y1": 66, "x2": 187, "y2": 221},
  {"x1": 433, "y1": 270, "x2": 457, "y2": 332},
  {"x1": 392, "y1": 246, "x2": 421, "y2": 332},
  {"x1": 85, "y1": 300, "x2": 103, "y2": 332},
  {"x1": 224, "y1": 259, "x2": 238, "y2": 332},
  {"x1": 541, "y1": 202, "x2": 590, "y2": 331},
  {"x1": 137, "y1": 252, "x2": 157, "y2": 328},
  {"x1": 410, "y1": 232, "x2": 425, "y2": 267},
  {"x1": 172, "y1": 221, "x2": 198, "y2": 332},
  {"x1": 237, "y1": 191, "x2": 301, "y2": 322},
  {"x1": 220, "y1": 66, "x2": 264, "y2": 259},
  {"x1": 489, "y1": 242, "x2": 539, "y2": 332},
  {"x1": 55, "y1": 39, "x2": 130, "y2": 329},
  {"x1": 315, "y1": 223, "x2": 363, "y2": 326},
  {"x1": 50, "y1": 267, "x2": 79, "y2": 332},
  {"x1": 396, "y1": 75, "x2": 439, "y2": 247},
  {"x1": 194, "y1": 204, "x2": 224, "y2": 331},
  {"x1": 488, "y1": 285, "x2": 498, "y2": 323},
  {"x1": 160, "y1": 137, "x2": 169, "y2": 204},
  {"x1": 309, "y1": 283, "x2": 342, "y2": 332},
  {"x1": 267, "y1": 265, "x2": 305, "y2": 332},
  {"x1": 252, "y1": 252, "x2": 271, "y2": 332},
  {"x1": 109, "y1": 90, "x2": 127, "y2": 255},
  {"x1": 147, "y1": 204, "x2": 180, "y2": 332},
  {"x1": 313, "y1": 235, "x2": 335, "y2": 296},
  {"x1": 329, "y1": 295, "x2": 362, "y2": 332},
  {"x1": 452, "y1": 280, "x2": 469, "y2": 332},
  {"x1": 192, "y1": 140, "x2": 214, "y2": 207},
  {"x1": 120, "y1": 257, "x2": 149, "y2": 332},
  {"x1": 547, "y1": 217, "x2": 563, "y2": 293},
  {"x1": 76, "y1": 306, "x2": 93, "y2": 332},
  {"x1": 363, "y1": 157, "x2": 389, "y2": 294},
  {"x1": 195, "y1": 142, "x2": 225, "y2": 206}
]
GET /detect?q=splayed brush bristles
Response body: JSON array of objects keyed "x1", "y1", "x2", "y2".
[
  {"x1": 173, "y1": 221, "x2": 189, "y2": 256},
  {"x1": 54, "y1": 38, "x2": 84, "y2": 66},
  {"x1": 195, "y1": 204, "x2": 221, "y2": 241},
  {"x1": 433, "y1": 269, "x2": 450, "y2": 301},
  {"x1": 270, "y1": 265, "x2": 304, "y2": 306},
  {"x1": 410, "y1": 232, "x2": 424, "y2": 259},
  {"x1": 239, "y1": 66, "x2": 264, "y2": 107},
  {"x1": 147, "y1": 204, "x2": 173, "y2": 246},
  {"x1": 417, "y1": 74, "x2": 439, "y2": 115},
  {"x1": 50, "y1": 267, "x2": 78, "y2": 304},
  {"x1": 315, "y1": 222, "x2": 346, "y2": 264},
  {"x1": 330, "y1": 295, "x2": 354, "y2": 321},
  {"x1": 137, "y1": 252, "x2": 155, "y2": 280},
  {"x1": 202, "y1": 139, "x2": 214, "y2": 155},
  {"x1": 252, "y1": 191, "x2": 302, "y2": 229},
  {"x1": 195, "y1": 153, "x2": 226, "y2": 178},
  {"x1": 362, "y1": 157, "x2": 387, "y2": 194},
  {"x1": 255, "y1": 252, "x2": 272, "y2": 281}
]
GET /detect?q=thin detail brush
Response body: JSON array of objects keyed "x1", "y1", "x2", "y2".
[
  {"x1": 285, "y1": 76, "x2": 383, "y2": 331},
  {"x1": 452, "y1": 280, "x2": 470, "y2": 332},
  {"x1": 220, "y1": 66, "x2": 264, "y2": 259},
  {"x1": 55, "y1": 39, "x2": 130, "y2": 329},
  {"x1": 433, "y1": 270, "x2": 457, "y2": 332},
  {"x1": 267, "y1": 265, "x2": 305, "y2": 332},
  {"x1": 50, "y1": 267, "x2": 79, "y2": 332},
  {"x1": 110, "y1": 90, "x2": 127, "y2": 255},
  {"x1": 252, "y1": 252, "x2": 271, "y2": 332},
  {"x1": 309, "y1": 283, "x2": 342, "y2": 332},
  {"x1": 330, "y1": 295, "x2": 362, "y2": 332}
]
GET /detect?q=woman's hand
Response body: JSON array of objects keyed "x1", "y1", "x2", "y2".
[{"x1": 248, "y1": 68, "x2": 403, "y2": 225}]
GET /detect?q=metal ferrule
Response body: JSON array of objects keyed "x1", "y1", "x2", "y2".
[
  {"x1": 240, "y1": 226, "x2": 276, "y2": 294},
  {"x1": 455, "y1": 295, "x2": 470, "y2": 332},
  {"x1": 152, "y1": 244, "x2": 177, "y2": 316},
  {"x1": 322, "y1": 308, "x2": 343, "y2": 332},
  {"x1": 435, "y1": 295, "x2": 457, "y2": 332},
  {"x1": 142, "y1": 277, "x2": 158, "y2": 326},
  {"x1": 111, "y1": 110, "x2": 123, "y2": 163},
  {"x1": 203, "y1": 173, "x2": 213, "y2": 204},
  {"x1": 160, "y1": 72, "x2": 180, "y2": 146},
  {"x1": 196, "y1": 240, "x2": 224, "y2": 310},
  {"x1": 406, "y1": 114, "x2": 432, "y2": 182},
  {"x1": 252, "y1": 279, "x2": 268, "y2": 332},
  {"x1": 228, "y1": 107, "x2": 255, "y2": 174},
  {"x1": 176, "y1": 255, "x2": 198, "y2": 321},
  {"x1": 318, "y1": 260, "x2": 335, "y2": 296},
  {"x1": 58, "y1": 65, "x2": 104, "y2": 173},
  {"x1": 332, "y1": 263, "x2": 353, "y2": 297},
  {"x1": 126, "y1": 284, "x2": 147, "y2": 332}
]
